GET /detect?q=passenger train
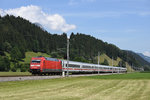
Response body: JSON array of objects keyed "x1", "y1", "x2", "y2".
[{"x1": 30, "y1": 57, "x2": 127, "y2": 75}]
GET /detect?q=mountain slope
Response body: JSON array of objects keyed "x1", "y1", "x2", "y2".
[
  {"x1": 137, "y1": 53, "x2": 150, "y2": 63},
  {"x1": 0, "y1": 15, "x2": 150, "y2": 71}
]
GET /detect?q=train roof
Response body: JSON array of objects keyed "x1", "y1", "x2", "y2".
[
  {"x1": 45, "y1": 57, "x2": 59, "y2": 61},
  {"x1": 32, "y1": 57, "x2": 59, "y2": 61}
]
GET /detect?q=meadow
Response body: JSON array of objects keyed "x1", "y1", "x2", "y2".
[{"x1": 0, "y1": 72, "x2": 150, "y2": 100}]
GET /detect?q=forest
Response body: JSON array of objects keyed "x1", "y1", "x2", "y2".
[{"x1": 0, "y1": 15, "x2": 150, "y2": 71}]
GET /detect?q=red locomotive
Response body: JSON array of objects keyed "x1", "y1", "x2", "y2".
[{"x1": 30, "y1": 57, "x2": 62, "y2": 75}]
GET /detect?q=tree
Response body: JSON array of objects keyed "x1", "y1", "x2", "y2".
[
  {"x1": 0, "y1": 56, "x2": 10, "y2": 71},
  {"x1": 10, "y1": 47, "x2": 22, "y2": 61},
  {"x1": 101, "y1": 59, "x2": 109, "y2": 65},
  {"x1": 20, "y1": 63, "x2": 30, "y2": 72},
  {"x1": 3, "y1": 42, "x2": 12, "y2": 53},
  {"x1": 73, "y1": 56, "x2": 89, "y2": 63},
  {"x1": 11, "y1": 62, "x2": 18, "y2": 72},
  {"x1": 143, "y1": 65, "x2": 150, "y2": 71},
  {"x1": 118, "y1": 60, "x2": 126, "y2": 67},
  {"x1": 0, "y1": 43, "x2": 5, "y2": 56}
]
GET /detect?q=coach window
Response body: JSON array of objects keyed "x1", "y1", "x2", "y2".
[
  {"x1": 67, "y1": 64, "x2": 80, "y2": 68},
  {"x1": 82, "y1": 65, "x2": 91, "y2": 68}
]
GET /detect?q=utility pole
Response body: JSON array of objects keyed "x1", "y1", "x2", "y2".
[
  {"x1": 98, "y1": 52, "x2": 100, "y2": 74},
  {"x1": 131, "y1": 63, "x2": 134, "y2": 72},
  {"x1": 112, "y1": 56, "x2": 114, "y2": 74},
  {"x1": 126, "y1": 51, "x2": 128, "y2": 72},
  {"x1": 112, "y1": 56, "x2": 113, "y2": 66},
  {"x1": 66, "y1": 37, "x2": 69, "y2": 77}
]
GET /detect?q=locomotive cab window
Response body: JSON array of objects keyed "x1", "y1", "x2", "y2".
[{"x1": 31, "y1": 60, "x2": 41, "y2": 63}]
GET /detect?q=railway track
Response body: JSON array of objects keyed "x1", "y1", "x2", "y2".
[
  {"x1": 0, "y1": 75, "x2": 62, "y2": 82},
  {"x1": 0, "y1": 73, "x2": 121, "y2": 82}
]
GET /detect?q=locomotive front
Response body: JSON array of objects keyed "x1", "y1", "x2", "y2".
[{"x1": 30, "y1": 57, "x2": 44, "y2": 74}]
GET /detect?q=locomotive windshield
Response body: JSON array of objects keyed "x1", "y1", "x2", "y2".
[{"x1": 31, "y1": 60, "x2": 41, "y2": 63}]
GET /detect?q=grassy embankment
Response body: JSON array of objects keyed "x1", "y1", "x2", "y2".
[
  {"x1": 22, "y1": 52, "x2": 51, "y2": 64},
  {"x1": 98, "y1": 54, "x2": 133, "y2": 72},
  {"x1": 0, "y1": 72, "x2": 150, "y2": 100},
  {"x1": 5, "y1": 51, "x2": 51, "y2": 64}
]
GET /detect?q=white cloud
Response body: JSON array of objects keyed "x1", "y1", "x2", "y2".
[
  {"x1": 0, "y1": 9, "x2": 6, "y2": 16},
  {"x1": 0, "y1": 5, "x2": 76, "y2": 32},
  {"x1": 143, "y1": 51, "x2": 150, "y2": 57}
]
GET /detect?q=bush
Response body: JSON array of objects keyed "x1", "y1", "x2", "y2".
[
  {"x1": 11, "y1": 63, "x2": 18, "y2": 72},
  {"x1": 51, "y1": 52, "x2": 58, "y2": 58},
  {"x1": 20, "y1": 63, "x2": 30, "y2": 72},
  {"x1": 11, "y1": 67, "x2": 17, "y2": 72},
  {"x1": 0, "y1": 56, "x2": 10, "y2": 71},
  {"x1": 101, "y1": 59, "x2": 109, "y2": 65}
]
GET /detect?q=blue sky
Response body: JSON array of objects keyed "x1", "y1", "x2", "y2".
[{"x1": 0, "y1": 0, "x2": 150, "y2": 56}]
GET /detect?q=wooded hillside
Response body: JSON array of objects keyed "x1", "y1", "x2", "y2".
[{"x1": 0, "y1": 15, "x2": 150, "y2": 71}]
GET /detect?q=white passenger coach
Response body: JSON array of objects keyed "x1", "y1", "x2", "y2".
[{"x1": 62, "y1": 60, "x2": 127, "y2": 73}]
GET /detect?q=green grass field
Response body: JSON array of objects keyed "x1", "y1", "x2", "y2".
[
  {"x1": 0, "y1": 72, "x2": 150, "y2": 100},
  {"x1": 87, "y1": 72, "x2": 150, "y2": 79}
]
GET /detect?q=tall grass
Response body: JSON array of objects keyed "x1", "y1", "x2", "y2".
[{"x1": 86, "y1": 72, "x2": 150, "y2": 79}]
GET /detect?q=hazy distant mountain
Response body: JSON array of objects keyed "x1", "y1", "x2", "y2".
[{"x1": 137, "y1": 53, "x2": 150, "y2": 63}]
